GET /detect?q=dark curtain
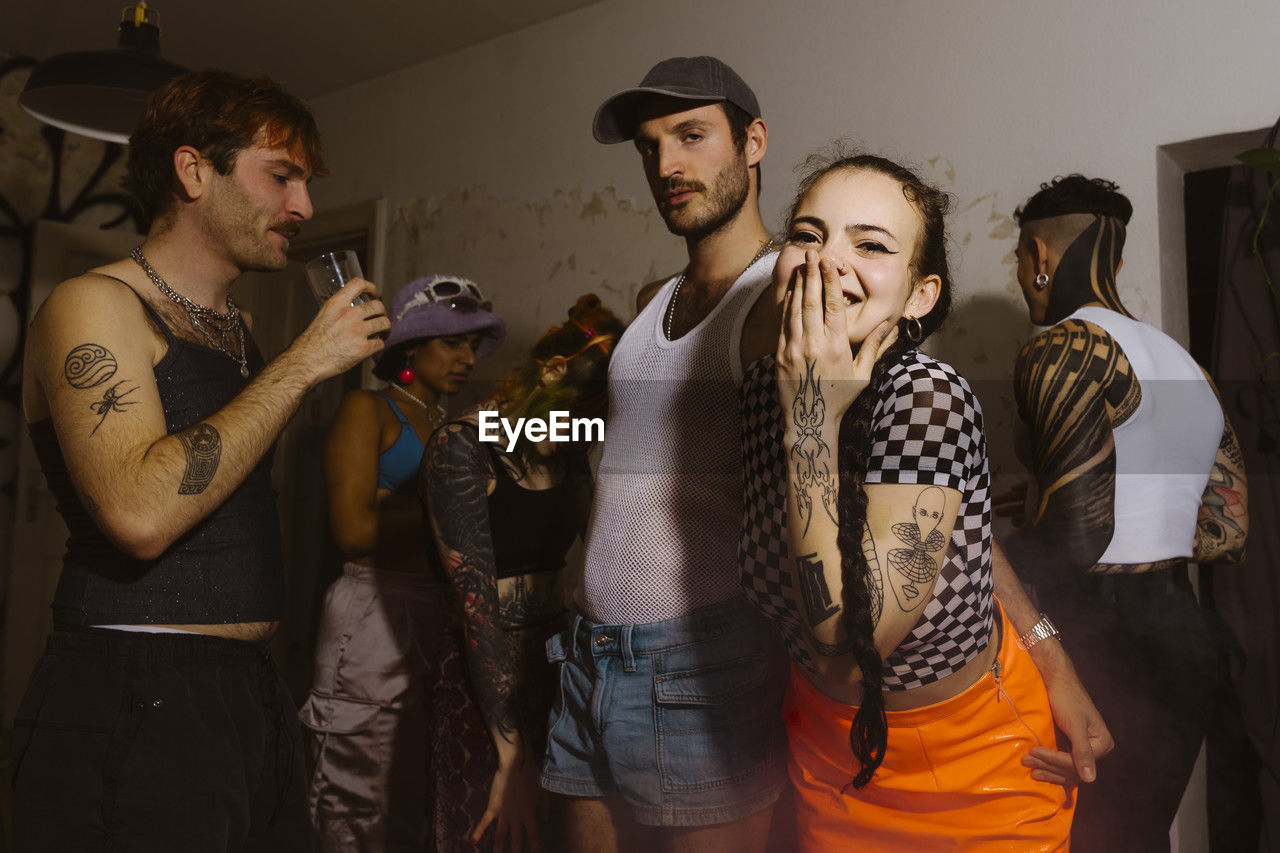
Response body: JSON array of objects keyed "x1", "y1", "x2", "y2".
[{"x1": 1210, "y1": 121, "x2": 1280, "y2": 853}]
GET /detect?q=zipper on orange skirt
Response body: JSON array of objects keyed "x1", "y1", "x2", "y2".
[{"x1": 992, "y1": 655, "x2": 1044, "y2": 747}]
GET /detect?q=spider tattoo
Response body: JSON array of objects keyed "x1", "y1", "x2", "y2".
[{"x1": 89, "y1": 380, "x2": 139, "y2": 436}]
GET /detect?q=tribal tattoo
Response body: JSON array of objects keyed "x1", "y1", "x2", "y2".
[
  {"x1": 886, "y1": 487, "x2": 946, "y2": 612},
  {"x1": 64, "y1": 343, "x2": 118, "y2": 389},
  {"x1": 790, "y1": 360, "x2": 839, "y2": 534},
  {"x1": 1045, "y1": 216, "x2": 1132, "y2": 325},
  {"x1": 424, "y1": 424, "x2": 519, "y2": 745},
  {"x1": 1012, "y1": 319, "x2": 1137, "y2": 570},
  {"x1": 176, "y1": 423, "x2": 221, "y2": 494},
  {"x1": 88, "y1": 380, "x2": 139, "y2": 436}
]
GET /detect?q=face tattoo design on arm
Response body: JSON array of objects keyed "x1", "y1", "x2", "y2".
[{"x1": 887, "y1": 486, "x2": 946, "y2": 611}]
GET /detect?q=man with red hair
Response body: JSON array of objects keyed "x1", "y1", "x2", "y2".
[{"x1": 13, "y1": 69, "x2": 387, "y2": 850}]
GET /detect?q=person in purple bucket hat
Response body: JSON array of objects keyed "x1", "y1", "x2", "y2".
[{"x1": 300, "y1": 274, "x2": 505, "y2": 851}]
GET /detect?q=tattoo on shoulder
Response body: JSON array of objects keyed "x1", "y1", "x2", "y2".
[
  {"x1": 64, "y1": 344, "x2": 118, "y2": 389},
  {"x1": 177, "y1": 423, "x2": 221, "y2": 494},
  {"x1": 88, "y1": 380, "x2": 139, "y2": 436},
  {"x1": 790, "y1": 360, "x2": 839, "y2": 534},
  {"x1": 797, "y1": 551, "x2": 840, "y2": 626},
  {"x1": 886, "y1": 486, "x2": 946, "y2": 612}
]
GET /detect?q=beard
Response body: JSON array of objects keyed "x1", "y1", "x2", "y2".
[
  {"x1": 205, "y1": 177, "x2": 298, "y2": 273},
  {"x1": 657, "y1": 154, "x2": 751, "y2": 240}
]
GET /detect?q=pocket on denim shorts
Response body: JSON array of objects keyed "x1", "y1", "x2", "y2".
[{"x1": 653, "y1": 652, "x2": 775, "y2": 793}]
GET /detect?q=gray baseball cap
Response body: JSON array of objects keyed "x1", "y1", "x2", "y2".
[{"x1": 592, "y1": 55, "x2": 760, "y2": 144}]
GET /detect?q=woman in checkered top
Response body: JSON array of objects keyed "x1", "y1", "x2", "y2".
[{"x1": 740, "y1": 153, "x2": 1073, "y2": 850}]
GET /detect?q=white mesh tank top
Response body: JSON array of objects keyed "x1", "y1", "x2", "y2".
[{"x1": 580, "y1": 254, "x2": 776, "y2": 624}]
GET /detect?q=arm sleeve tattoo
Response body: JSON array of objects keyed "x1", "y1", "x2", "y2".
[
  {"x1": 1005, "y1": 320, "x2": 1127, "y2": 574},
  {"x1": 424, "y1": 424, "x2": 520, "y2": 745},
  {"x1": 1194, "y1": 423, "x2": 1248, "y2": 563}
]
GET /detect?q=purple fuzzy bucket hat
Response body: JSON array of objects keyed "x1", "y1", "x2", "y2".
[{"x1": 372, "y1": 275, "x2": 506, "y2": 378}]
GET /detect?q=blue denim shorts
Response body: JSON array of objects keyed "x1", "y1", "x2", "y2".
[{"x1": 540, "y1": 595, "x2": 789, "y2": 827}]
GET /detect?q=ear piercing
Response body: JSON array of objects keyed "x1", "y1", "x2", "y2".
[
  {"x1": 1033, "y1": 273, "x2": 1049, "y2": 291},
  {"x1": 905, "y1": 316, "x2": 923, "y2": 343},
  {"x1": 398, "y1": 367, "x2": 416, "y2": 384}
]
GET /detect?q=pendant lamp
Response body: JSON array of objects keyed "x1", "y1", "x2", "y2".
[{"x1": 18, "y1": 3, "x2": 188, "y2": 145}]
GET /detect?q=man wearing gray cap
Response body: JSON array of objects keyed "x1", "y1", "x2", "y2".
[{"x1": 539, "y1": 56, "x2": 790, "y2": 850}]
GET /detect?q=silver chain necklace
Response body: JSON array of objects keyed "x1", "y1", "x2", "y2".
[
  {"x1": 391, "y1": 384, "x2": 447, "y2": 423},
  {"x1": 131, "y1": 246, "x2": 249, "y2": 378},
  {"x1": 665, "y1": 238, "x2": 775, "y2": 340}
]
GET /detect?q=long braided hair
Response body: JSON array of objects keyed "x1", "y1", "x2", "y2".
[{"x1": 787, "y1": 152, "x2": 954, "y2": 787}]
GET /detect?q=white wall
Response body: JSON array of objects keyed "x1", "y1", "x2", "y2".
[
  {"x1": 303, "y1": 4, "x2": 1276, "y2": 848},
  {"x1": 307, "y1": 0, "x2": 1279, "y2": 478}
]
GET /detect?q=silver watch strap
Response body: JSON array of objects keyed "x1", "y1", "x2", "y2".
[{"x1": 1019, "y1": 614, "x2": 1060, "y2": 650}]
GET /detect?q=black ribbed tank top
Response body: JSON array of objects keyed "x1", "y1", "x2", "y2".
[
  {"x1": 28, "y1": 281, "x2": 283, "y2": 625},
  {"x1": 486, "y1": 445, "x2": 580, "y2": 581}
]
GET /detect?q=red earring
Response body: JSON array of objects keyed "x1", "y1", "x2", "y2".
[{"x1": 398, "y1": 367, "x2": 416, "y2": 384}]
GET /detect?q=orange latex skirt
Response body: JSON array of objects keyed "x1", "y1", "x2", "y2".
[{"x1": 784, "y1": 602, "x2": 1074, "y2": 852}]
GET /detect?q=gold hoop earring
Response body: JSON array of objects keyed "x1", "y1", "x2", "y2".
[{"x1": 905, "y1": 316, "x2": 923, "y2": 343}]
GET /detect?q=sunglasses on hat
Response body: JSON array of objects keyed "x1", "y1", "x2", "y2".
[
  {"x1": 397, "y1": 278, "x2": 493, "y2": 319},
  {"x1": 424, "y1": 279, "x2": 492, "y2": 313}
]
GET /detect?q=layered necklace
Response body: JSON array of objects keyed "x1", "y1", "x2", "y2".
[
  {"x1": 131, "y1": 247, "x2": 249, "y2": 378},
  {"x1": 391, "y1": 384, "x2": 447, "y2": 425},
  {"x1": 664, "y1": 238, "x2": 775, "y2": 340}
]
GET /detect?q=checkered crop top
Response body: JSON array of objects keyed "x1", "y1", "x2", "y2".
[{"x1": 740, "y1": 349, "x2": 994, "y2": 690}]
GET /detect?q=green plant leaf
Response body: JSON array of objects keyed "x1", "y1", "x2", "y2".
[{"x1": 1237, "y1": 148, "x2": 1280, "y2": 171}]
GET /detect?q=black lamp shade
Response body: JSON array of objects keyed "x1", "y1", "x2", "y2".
[{"x1": 18, "y1": 48, "x2": 188, "y2": 144}]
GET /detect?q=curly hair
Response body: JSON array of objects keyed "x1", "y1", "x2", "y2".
[
  {"x1": 1013, "y1": 174, "x2": 1132, "y2": 226},
  {"x1": 125, "y1": 69, "x2": 328, "y2": 222},
  {"x1": 787, "y1": 149, "x2": 954, "y2": 788}
]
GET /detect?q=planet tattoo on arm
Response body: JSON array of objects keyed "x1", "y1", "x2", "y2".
[{"x1": 64, "y1": 344, "x2": 118, "y2": 390}]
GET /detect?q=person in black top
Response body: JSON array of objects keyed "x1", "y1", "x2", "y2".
[
  {"x1": 14, "y1": 69, "x2": 388, "y2": 851},
  {"x1": 422, "y1": 295, "x2": 623, "y2": 852}
]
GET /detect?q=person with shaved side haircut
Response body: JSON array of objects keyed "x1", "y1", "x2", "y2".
[
  {"x1": 1001, "y1": 174, "x2": 1249, "y2": 851},
  {"x1": 14, "y1": 69, "x2": 389, "y2": 851}
]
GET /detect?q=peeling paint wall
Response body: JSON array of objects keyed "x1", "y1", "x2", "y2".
[{"x1": 308, "y1": 0, "x2": 1280, "y2": 486}]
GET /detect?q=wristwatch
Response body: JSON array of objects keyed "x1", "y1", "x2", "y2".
[{"x1": 1018, "y1": 614, "x2": 1060, "y2": 650}]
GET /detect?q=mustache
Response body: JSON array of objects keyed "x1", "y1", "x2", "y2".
[
  {"x1": 272, "y1": 223, "x2": 301, "y2": 238},
  {"x1": 659, "y1": 180, "x2": 706, "y2": 200}
]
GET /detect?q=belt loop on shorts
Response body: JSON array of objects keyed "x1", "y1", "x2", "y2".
[
  {"x1": 620, "y1": 624, "x2": 636, "y2": 672},
  {"x1": 569, "y1": 613, "x2": 584, "y2": 663}
]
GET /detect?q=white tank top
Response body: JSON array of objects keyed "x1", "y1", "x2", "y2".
[
  {"x1": 581, "y1": 254, "x2": 775, "y2": 623},
  {"x1": 1064, "y1": 307, "x2": 1222, "y2": 564}
]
